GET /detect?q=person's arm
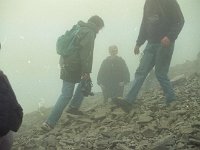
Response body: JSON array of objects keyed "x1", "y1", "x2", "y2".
[
  {"x1": 97, "y1": 59, "x2": 106, "y2": 85},
  {"x1": 0, "y1": 71, "x2": 11, "y2": 136},
  {"x1": 136, "y1": 1, "x2": 148, "y2": 47},
  {"x1": 122, "y1": 59, "x2": 130, "y2": 84},
  {"x1": 166, "y1": 0, "x2": 185, "y2": 41},
  {"x1": 134, "y1": 1, "x2": 148, "y2": 54},
  {"x1": 0, "y1": 100, "x2": 10, "y2": 137},
  {"x1": 79, "y1": 32, "x2": 96, "y2": 75}
]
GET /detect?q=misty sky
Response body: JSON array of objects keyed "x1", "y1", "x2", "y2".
[{"x1": 0, "y1": 0, "x2": 200, "y2": 113}]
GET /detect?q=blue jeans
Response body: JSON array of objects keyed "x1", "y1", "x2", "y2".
[
  {"x1": 47, "y1": 80, "x2": 84, "y2": 127},
  {"x1": 126, "y1": 43, "x2": 175, "y2": 104}
]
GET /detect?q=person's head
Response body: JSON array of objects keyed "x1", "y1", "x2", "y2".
[
  {"x1": 109, "y1": 45, "x2": 118, "y2": 56},
  {"x1": 88, "y1": 15, "x2": 104, "y2": 31}
]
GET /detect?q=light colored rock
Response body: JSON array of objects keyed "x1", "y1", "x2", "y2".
[
  {"x1": 142, "y1": 128, "x2": 155, "y2": 138},
  {"x1": 137, "y1": 114, "x2": 153, "y2": 123}
]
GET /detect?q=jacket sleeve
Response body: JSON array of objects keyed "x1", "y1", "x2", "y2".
[
  {"x1": 0, "y1": 99, "x2": 10, "y2": 137},
  {"x1": 79, "y1": 32, "x2": 96, "y2": 74},
  {"x1": 121, "y1": 59, "x2": 130, "y2": 83},
  {"x1": 0, "y1": 71, "x2": 10, "y2": 136},
  {"x1": 166, "y1": 0, "x2": 185, "y2": 41},
  {"x1": 136, "y1": 1, "x2": 148, "y2": 47},
  {"x1": 97, "y1": 59, "x2": 107, "y2": 85}
]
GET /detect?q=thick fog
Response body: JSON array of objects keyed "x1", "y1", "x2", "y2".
[{"x1": 0, "y1": 0, "x2": 199, "y2": 113}]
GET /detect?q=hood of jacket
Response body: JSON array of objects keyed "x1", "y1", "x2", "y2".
[{"x1": 77, "y1": 21, "x2": 99, "y2": 33}]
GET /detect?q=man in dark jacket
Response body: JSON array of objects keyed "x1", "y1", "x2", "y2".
[
  {"x1": 0, "y1": 70, "x2": 14, "y2": 150},
  {"x1": 0, "y1": 42, "x2": 13, "y2": 150},
  {"x1": 0, "y1": 43, "x2": 23, "y2": 149},
  {"x1": 42, "y1": 15, "x2": 104, "y2": 131},
  {"x1": 113, "y1": 0, "x2": 184, "y2": 113},
  {"x1": 97, "y1": 45, "x2": 130, "y2": 103}
]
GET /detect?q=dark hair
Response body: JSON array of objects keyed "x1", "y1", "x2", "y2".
[{"x1": 88, "y1": 15, "x2": 104, "y2": 29}]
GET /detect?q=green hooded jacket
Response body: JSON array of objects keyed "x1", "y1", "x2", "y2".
[{"x1": 60, "y1": 21, "x2": 99, "y2": 83}]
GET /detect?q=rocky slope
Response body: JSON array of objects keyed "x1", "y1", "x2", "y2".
[{"x1": 12, "y1": 71, "x2": 200, "y2": 150}]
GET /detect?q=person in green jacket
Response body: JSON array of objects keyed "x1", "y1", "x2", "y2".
[
  {"x1": 42, "y1": 15, "x2": 104, "y2": 131},
  {"x1": 97, "y1": 45, "x2": 130, "y2": 103}
]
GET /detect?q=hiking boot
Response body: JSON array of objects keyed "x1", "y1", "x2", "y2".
[
  {"x1": 41, "y1": 122, "x2": 53, "y2": 132},
  {"x1": 112, "y1": 97, "x2": 132, "y2": 113},
  {"x1": 66, "y1": 107, "x2": 84, "y2": 115}
]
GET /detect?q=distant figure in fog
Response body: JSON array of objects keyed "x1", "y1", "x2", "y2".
[
  {"x1": 97, "y1": 45, "x2": 130, "y2": 103},
  {"x1": 42, "y1": 15, "x2": 104, "y2": 131},
  {"x1": 113, "y1": 0, "x2": 185, "y2": 113}
]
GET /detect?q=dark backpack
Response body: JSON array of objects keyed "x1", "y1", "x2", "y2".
[
  {"x1": 56, "y1": 25, "x2": 81, "y2": 56},
  {"x1": 0, "y1": 71, "x2": 23, "y2": 132}
]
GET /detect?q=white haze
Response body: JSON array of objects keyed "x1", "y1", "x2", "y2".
[{"x1": 0, "y1": 0, "x2": 199, "y2": 113}]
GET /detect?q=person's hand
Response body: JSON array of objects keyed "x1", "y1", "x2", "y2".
[
  {"x1": 81, "y1": 73, "x2": 90, "y2": 80},
  {"x1": 134, "y1": 45, "x2": 140, "y2": 55},
  {"x1": 161, "y1": 36, "x2": 170, "y2": 47}
]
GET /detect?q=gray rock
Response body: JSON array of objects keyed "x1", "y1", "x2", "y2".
[
  {"x1": 46, "y1": 135, "x2": 57, "y2": 147},
  {"x1": 116, "y1": 143, "x2": 130, "y2": 150},
  {"x1": 137, "y1": 114, "x2": 153, "y2": 123},
  {"x1": 142, "y1": 128, "x2": 155, "y2": 138},
  {"x1": 11, "y1": 72, "x2": 200, "y2": 150},
  {"x1": 189, "y1": 138, "x2": 200, "y2": 146},
  {"x1": 171, "y1": 74, "x2": 186, "y2": 86},
  {"x1": 150, "y1": 135, "x2": 175, "y2": 150}
]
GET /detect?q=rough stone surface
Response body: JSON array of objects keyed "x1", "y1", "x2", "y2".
[{"x1": 12, "y1": 59, "x2": 200, "y2": 150}]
